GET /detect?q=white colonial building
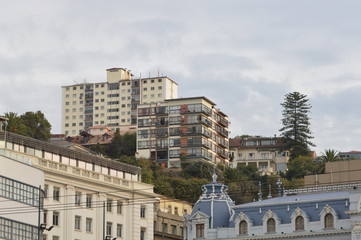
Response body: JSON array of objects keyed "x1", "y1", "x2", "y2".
[
  {"x1": 185, "y1": 174, "x2": 361, "y2": 240},
  {"x1": 0, "y1": 131, "x2": 157, "y2": 240}
]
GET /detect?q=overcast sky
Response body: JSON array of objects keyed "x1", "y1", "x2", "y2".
[{"x1": 1, "y1": 0, "x2": 361, "y2": 155}]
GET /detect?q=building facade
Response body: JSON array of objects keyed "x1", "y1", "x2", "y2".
[
  {"x1": 61, "y1": 68, "x2": 178, "y2": 136},
  {"x1": 229, "y1": 137, "x2": 290, "y2": 174},
  {"x1": 305, "y1": 159, "x2": 361, "y2": 186},
  {"x1": 154, "y1": 197, "x2": 192, "y2": 240},
  {"x1": 0, "y1": 131, "x2": 157, "y2": 240},
  {"x1": 136, "y1": 97, "x2": 229, "y2": 168},
  {"x1": 185, "y1": 175, "x2": 361, "y2": 240},
  {"x1": 0, "y1": 145, "x2": 44, "y2": 240}
]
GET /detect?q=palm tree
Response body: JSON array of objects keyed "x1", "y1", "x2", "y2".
[
  {"x1": 3, "y1": 112, "x2": 25, "y2": 133},
  {"x1": 320, "y1": 149, "x2": 340, "y2": 162}
]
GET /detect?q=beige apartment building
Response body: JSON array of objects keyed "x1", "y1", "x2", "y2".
[
  {"x1": 154, "y1": 196, "x2": 192, "y2": 240},
  {"x1": 0, "y1": 131, "x2": 157, "y2": 240},
  {"x1": 62, "y1": 68, "x2": 178, "y2": 136},
  {"x1": 136, "y1": 97, "x2": 229, "y2": 168},
  {"x1": 229, "y1": 137, "x2": 290, "y2": 175}
]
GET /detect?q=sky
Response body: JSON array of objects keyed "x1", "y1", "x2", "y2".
[{"x1": 1, "y1": 0, "x2": 361, "y2": 155}]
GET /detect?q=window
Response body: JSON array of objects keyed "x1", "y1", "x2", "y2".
[
  {"x1": 174, "y1": 207, "x2": 178, "y2": 215},
  {"x1": 106, "y1": 222, "x2": 112, "y2": 236},
  {"x1": 75, "y1": 191, "x2": 81, "y2": 206},
  {"x1": 168, "y1": 205, "x2": 172, "y2": 214},
  {"x1": 196, "y1": 224, "x2": 204, "y2": 238},
  {"x1": 180, "y1": 227, "x2": 184, "y2": 237},
  {"x1": 158, "y1": 86, "x2": 162, "y2": 90},
  {"x1": 324, "y1": 213, "x2": 334, "y2": 229},
  {"x1": 53, "y1": 212, "x2": 59, "y2": 226},
  {"x1": 267, "y1": 218, "x2": 276, "y2": 233},
  {"x1": 150, "y1": 87, "x2": 154, "y2": 90},
  {"x1": 53, "y1": 187, "x2": 60, "y2": 201},
  {"x1": 171, "y1": 225, "x2": 176, "y2": 235},
  {"x1": 107, "y1": 199, "x2": 112, "y2": 212},
  {"x1": 86, "y1": 218, "x2": 92, "y2": 232},
  {"x1": 65, "y1": 102, "x2": 69, "y2": 105},
  {"x1": 117, "y1": 201, "x2": 122, "y2": 214},
  {"x1": 295, "y1": 216, "x2": 304, "y2": 231},
  {"x1": 44, "y1": 184, "x2": 49, "y2": 198},
  {"x1": 239, "y1": 220, "x2": 248, "y2": 235},
  {"x1": 140, "y1": 228, "x2": 146, "y2": 240},
  {"x1": 52, "y1": 236, "x2": 59, "y2": 240},
  {"x1": 140, "y1": 205, "x2": 146, "y2": 218},
  {"x1": 117, "y1": 224, "x2": 123, "y2": 237},
  {"x1": 74, "y1": 216, "x2": 81, "y2": 230},
  {"x1": 86, "y1": 194, "x2": 92, "y2": 208},
  {"x1": 162, "y1": 223, "x2": 168, "y2": 233},
  {"x1": 43, "y1": 210, "x2": 48, "y2": 225}
]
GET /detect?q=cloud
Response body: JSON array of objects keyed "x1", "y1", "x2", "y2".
[{"x1": 1, "y1": 0, "x2": 361, "y2": 155}]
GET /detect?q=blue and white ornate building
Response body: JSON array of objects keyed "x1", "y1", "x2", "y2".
[{"x1": 185, "y1": 175, "x2": 361, "y2": 240}]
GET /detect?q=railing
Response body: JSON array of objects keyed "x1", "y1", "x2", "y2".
[{"x1": 284, "y1": 182, "x2": 361, "y2": 196}]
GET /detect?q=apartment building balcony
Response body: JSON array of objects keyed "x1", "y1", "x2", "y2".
[
  {"x1": 200, "y1": 119, "x2": 212, "y2": 127},
  {"x1": 180, "y1": 131, "x2": 203, "y2": 137},
  {"x1": 217, "y1": 118, "x2": 229, "y2": 128},
  {"x1": 217, "y1": 150, "x2": 227, "y2": 159},
  {"x1": 218, "y1": 142, "x2": 227, "y2": 149},
  {"x1": 180, "y1": 108, "x2": 212, "y2": 116},
  {"x1": 85, "y1": 85, "x2": 93, "y2": 92},
  {"x1": 156, "y1": 107, "x2": 169, "y2": 116},
  {"x1": 84, "y1": 116, "x2": 93, "y2": 121},
  {"x1": 85, "y1": 93, "x2": 93, "y2": 99},
  {"x1": 156, "y1": 132, "x2": 169, "y2": 138},
  {"x1": 216, "y1": 128, "x2": 228, "y2": 138},
  {"x1": 180, "y1": 142, "x2": 211, "y2": 149},
  {"x1": 157, "y1": 120, "x2": 169, "y2": 127}
]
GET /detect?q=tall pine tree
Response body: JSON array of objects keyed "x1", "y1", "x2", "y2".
[{"x1": 279, "y1": 92, "x2": 315, "y2": 158}]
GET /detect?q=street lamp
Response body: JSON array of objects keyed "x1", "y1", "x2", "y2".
[
  {"x1": 104, "y1": 236, "x2": 117, "y2": 240},
  {"x1": 40, "y1": 223, "x2": 54, "y2": 232}
]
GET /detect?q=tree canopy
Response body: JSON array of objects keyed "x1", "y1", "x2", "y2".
[
  {"x1": 105, "y1": 131, "x2": 136, "y2": 158},
  {"x1": 279, "y1": 92, "x2": 315, "y2": 158},
  {"x1": 2, "y1": 111, "x2": 52, "y2": 141},
  {"x1": 320, "y1": 149, "x2": 340, "y2": 162}
]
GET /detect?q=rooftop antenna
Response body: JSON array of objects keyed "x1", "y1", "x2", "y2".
[
  {"x1": 158, "y1": 69, "x2": 159, "y2": 77},
  {"x1": 277, "y1": 172, "x2": 282, "y2": 197},
  {"x1": 267, "y1": 185, "x2": 272, "y2": 199},
  {"x1": 258, "y1": 182, "x2": 262, "y2": 201}
]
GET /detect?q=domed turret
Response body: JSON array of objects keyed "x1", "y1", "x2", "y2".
[{"x1": 191, "y1": 172, "x2": 235, "y2": 228}]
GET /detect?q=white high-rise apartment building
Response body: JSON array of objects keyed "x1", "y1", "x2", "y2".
[{"x1": 62, "y1": 68, "x2": 178, "y2": 136}]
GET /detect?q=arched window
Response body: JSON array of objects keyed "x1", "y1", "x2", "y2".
[
  {"x1": 295, "y1": 216, "x2": 304, "y2": 231},
  {"x1": 267, "y1": 218, "x2": 276, "y2": 233},
  {"x1": 239, "y1": 220, "x2": 248, "y2": 235},
  {"x1": 324, "y1": 213, "x2": 334, "y2": 229}
]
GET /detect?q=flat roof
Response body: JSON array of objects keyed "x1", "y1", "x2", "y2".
[{"x1": 165, "y1": 96, "x2": 216, "y2": 106}]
